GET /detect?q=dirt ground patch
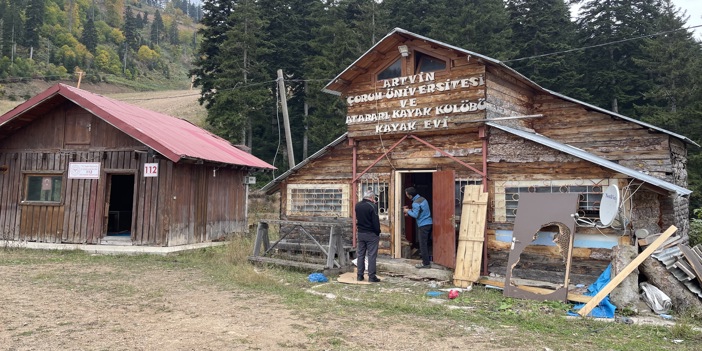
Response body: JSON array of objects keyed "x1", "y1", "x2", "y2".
[{"x1": 0, "y1": 254, "x2": 507, "y2": 351}]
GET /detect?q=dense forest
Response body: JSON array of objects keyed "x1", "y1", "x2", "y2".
[
  {"x1": 0, "y1": 0, "x2": 201, "y2": 88},
  {"x1": 1, "y1": 0, "x2": 701, "y2": 212},
  {"x1": 190, "y1": 0, "x2": 702, "y2": 208}
]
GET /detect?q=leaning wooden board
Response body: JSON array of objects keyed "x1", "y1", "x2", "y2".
[
  {"x1": 578, "y1": 225, "x2": 677, "y2": 317},
  {"x1": 453, "y1": 185, "x2": 488, "y2": 287}
]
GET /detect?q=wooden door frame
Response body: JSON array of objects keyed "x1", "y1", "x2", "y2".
[
  {"x1": 393, "y1": 170, "x2": 435, "y2": 258},
  {"x1": 102, "y1": 170, "x2": 137, "y2": 238}
]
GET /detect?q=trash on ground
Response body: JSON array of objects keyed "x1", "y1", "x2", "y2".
[{"x1": 308, "y1": 273, "x2": 328, "y2": 283}]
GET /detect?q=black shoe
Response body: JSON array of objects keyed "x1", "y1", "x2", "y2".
[
  {"x1": 357, "y1": 276, "x2": 364, "y2": 281},
  {"x1": 368, "y1": 276, "x2": 381, "y2": 283},
  {"x1": 415, "y1": 263, "x2": 431, "y2": 269}
]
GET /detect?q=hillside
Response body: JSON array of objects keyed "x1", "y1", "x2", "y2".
[{"x1": 0, "y1": 81, "x2": 206, "y2": 126}]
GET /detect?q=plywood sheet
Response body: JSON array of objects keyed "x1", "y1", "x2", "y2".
[{"x1": 453, "y1": 185, "x2": 488, "y2": 287}]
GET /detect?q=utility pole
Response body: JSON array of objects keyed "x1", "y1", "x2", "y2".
[
  {"x1": 76, "y1": 71, "x2": 84, "y2": 89},
  {"x1": 303, "y1": 81, "x2": 308, "y2": 159},
  {"x1": 277, "y1": 69, "x2": 296, "y2": 168}
]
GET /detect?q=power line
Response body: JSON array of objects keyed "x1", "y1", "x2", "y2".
[{"x1": 503, "y1": 24, "x2": 702, "y2": 63}]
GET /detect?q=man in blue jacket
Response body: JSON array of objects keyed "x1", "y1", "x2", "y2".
[
  {"x1": 403, "y1": 187, "x2": 433, "y2": 269},
  {"x1": 355, "y1": 189, "x2": 382, "y2": 282}
]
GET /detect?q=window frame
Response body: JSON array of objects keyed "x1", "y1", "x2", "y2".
[
  {"x1": 22, "y1": 171, "x2": 65, "y2": 205},
  {"x1": 357, "y1": 174, "x2": 390, "y2": 220},
  {"x1": 414, "y1": 50, "x2": 448, "y2": 74},
  {"x1": 494, "y1": 179, "x2": 610, "y2": 223},
  {"x1": 286, "y1": 183, "x2": 350, "y2": 217},
  {"x1": 412, "y1": 47, "x2": 450, "y2": 75},
  {"x1": 375, "y1": 57, "x2": 405, "y2": 83}
]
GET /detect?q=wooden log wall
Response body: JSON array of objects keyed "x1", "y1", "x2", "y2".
[
  {"x1": 487, "y1": 129, "x2": 614, "y2": 180},
  {"x1": 532, "y1": 94, "x2": 674, "y2": 180},
  {"x1": 485, "y1": 66, "x2": 534, "y2": 122}
]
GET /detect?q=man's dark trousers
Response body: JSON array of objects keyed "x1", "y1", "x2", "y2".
[
  {"x1": 418, "y1": 225, "x2": 432, "y2": 266},
  {"x1": 357, "y1": 231, "x2": 379, "y2": 279}
]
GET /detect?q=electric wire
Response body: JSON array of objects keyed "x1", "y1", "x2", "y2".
[{"x1": 503, "y1": 24, "x2": 702, "y2": 63}]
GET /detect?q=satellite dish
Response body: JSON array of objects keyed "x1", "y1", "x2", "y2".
[{"x1": 599, "y1": 184, "x2": 621, "y2": 227}]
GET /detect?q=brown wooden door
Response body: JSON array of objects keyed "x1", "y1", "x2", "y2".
[{"x1": 432, "y1": 170, "x2": 455, "y2": 268}]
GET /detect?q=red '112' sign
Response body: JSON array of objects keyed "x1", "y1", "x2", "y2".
[{"x1": 144, "y1": 163, "x2": 158, "y2": 177}]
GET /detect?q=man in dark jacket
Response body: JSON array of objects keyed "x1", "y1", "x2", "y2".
[{"x1": 355, "y1": 189, "x2": 381, "y2": 282}]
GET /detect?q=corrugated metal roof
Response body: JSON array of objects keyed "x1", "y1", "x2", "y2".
[
  {"x1": 488, "y1": 123, "x2": 692, "y2": 196},
  {"x1": 323, "y1": 28, "x2": 697, "y2": 147},
  {"x1": 0, "y1": 84, "x2": 275, "y2": 169},
  {"x1": 260, "y1": 133, "x2": 348, "y2": 193}
]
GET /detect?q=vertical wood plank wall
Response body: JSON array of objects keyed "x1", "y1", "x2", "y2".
[{"x1": 0, "y1": 101, "x2": 250, "y2": 246}]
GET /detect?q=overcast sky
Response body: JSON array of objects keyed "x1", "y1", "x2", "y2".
[{"x1": 674, "y1": 0, "x2": 702, "y2": 38}]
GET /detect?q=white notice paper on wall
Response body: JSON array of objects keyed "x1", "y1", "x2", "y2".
[
  {"x1": 68, "y1": 162, "x2": 101, "y2": 179},
  {"x1": 144, "y1": 163, "x2": 159, "y2": 177}
]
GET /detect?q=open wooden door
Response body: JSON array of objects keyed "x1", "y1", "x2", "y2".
[{"x1": 432, "y1": 170, "x2": 455, "y2": 268}]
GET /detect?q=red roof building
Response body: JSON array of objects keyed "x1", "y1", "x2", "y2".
[{"x1": 0, "y1": 83, "x2": 273, "y2": 246}]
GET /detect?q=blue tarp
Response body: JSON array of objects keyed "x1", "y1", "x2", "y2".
[
  {"x1": 568, "y1": 264, "x2": 617, "y2": 318},
  {"x1": 308, "y1": 273, "x2": 329, "y2": 283}
]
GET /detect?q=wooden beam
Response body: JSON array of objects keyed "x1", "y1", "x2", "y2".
[
  {"x1": 477, "y1": 278, "x2": 591, "y2": 303},
  {"x1": 577, "y1": 225, "x2": 677, "y2": 317}
]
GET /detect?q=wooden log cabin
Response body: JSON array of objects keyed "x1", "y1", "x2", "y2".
[
  {"x1": 0, "y1": 83, "x2": 274, "y2": 246},
  {"x1": 260, "y1": 28, "x2": 695, "y2": 285}
]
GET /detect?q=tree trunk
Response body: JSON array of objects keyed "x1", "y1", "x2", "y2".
[
  {"x1": 610, "y1": 245, "x2": 639, "y2": 310},
  {"x1": 640, "y1": 257, "x2": 702, "y2": 314}
]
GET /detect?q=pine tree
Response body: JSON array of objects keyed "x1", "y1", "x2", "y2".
[
  {"x1": 631, "y1": 0, "x2": 702, "y2": 206},
  {"x1": 123, "y1": 6, "x2": 138, "y2": 50},
  {"x1": 506, "y1": 0, "x2": 588, "y2": 98},
  {"x1": 168, "y1": 20, "x2": 179, "y2": 45},
  {"x1": 574, "y1": 0, "x2": 663, "y2": 115},
  {"x1": 150, "y1": 10, "x2": 165, "y2": 46},
  {"x1": 24, "y1": 0, "x2": 44, "y2": 49},
  {"x1": 81, "y1": 14, "x2": 98, "y2": 53},
  {"x1": 211, "y1": 0, "x2": 272, "y2": 151},
  {"x1": 135, "y1": 13, "x2": 143, "y2": 30},
  {"x1": 1, "y1": 0, "x2": 23, "y2": 59},
  {"x1": 302, "y1": 0, "x2": 378, "y2": 154},
  {"x1": 257, "y1": 0, "x2": 326, "y2": 168},
  {"x1": 191, "y1": 0, "x2": 237, "y2": 107}
]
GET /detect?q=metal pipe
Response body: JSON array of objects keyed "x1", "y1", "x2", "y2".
[{"x1": 351, "y1": 138, "x2": 357, "y2": 247}]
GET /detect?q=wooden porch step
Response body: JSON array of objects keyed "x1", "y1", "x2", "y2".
[{"x1": 247, "y1": 256, "x2": 325, "y2": 271}]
